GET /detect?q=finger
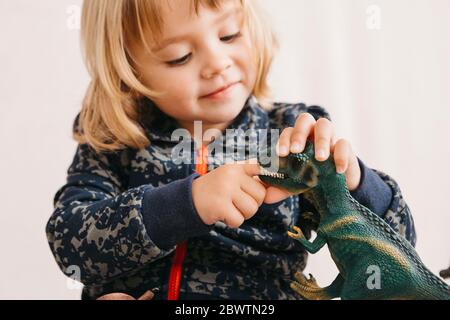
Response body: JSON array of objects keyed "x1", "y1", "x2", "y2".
[
  {"x1": 233, "y1": 190, "x2": 259, "y2": 220},
  {"x1": 236, "y1": 158, "x2": 258, "y2": 165},
  {"x1": 333, "y1": 139, "x2": 351, "y2": 173},
  {"x1": 97, "y1": 293, "x2": 136, "y2": 300},
  {"x1": 253, "y1": 176, "x2": 271, "y2": 190},
  {"x1": 241, "y1": 162, "x2": 262, "y2": 177},
  {"x1": 277, "y1": 127, "x2": 294, "y2": 156},
  {"x1": 330, "y1": 135, "x2": 339, "y2": 154},
  {"x1": 223, "y1": 205, "x2": 246, "y2": 229},
  {"x1": 291, "y1": 113, "x2": 317, "y2": 153},
  {"x1": 264, "y1": 186, "x2": 295, "y2": 204},
  {"x1": 241, "y1": 177, "x2": 267, "y2": 207},
  {"x1": 314, "y1": 118, "x2": 334, "y2": 161},
  {"x1": 138, "y1": 290, "x2": 155, "y2": 300}
]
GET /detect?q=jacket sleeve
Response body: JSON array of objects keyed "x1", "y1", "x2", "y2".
[
  {"x1": 270, "y1": 102, "x2": 416, "y2": 246},
  {"x1": 369, "y1": 169, "x2": 417, "y2": 246},
  {"x1": 46, "y1": 143, "x2": 211, "y2": 286}
]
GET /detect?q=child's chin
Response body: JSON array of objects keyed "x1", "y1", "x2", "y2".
[
  {"x1": 200, "y1": 98, "x2": 246, "y2": 120},
  {"x1": 200, "y1": 111, "x2": 240, "y2": 127}
]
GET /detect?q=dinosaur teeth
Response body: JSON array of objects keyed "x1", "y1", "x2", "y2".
[{"x1": 259, "y1": 167, "x2": 285, "y2": 179}]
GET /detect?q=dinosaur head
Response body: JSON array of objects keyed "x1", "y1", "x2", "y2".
[{"x1": 258, "y1": 140, "x2": 335, "y2": 194}]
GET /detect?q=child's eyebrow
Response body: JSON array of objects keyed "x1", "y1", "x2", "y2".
[{"x1": 152, "y1": 7, "x2": 242, "y2": 52}]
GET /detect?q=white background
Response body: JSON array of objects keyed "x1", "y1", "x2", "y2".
[{"x1": 0, "y1": 0, "x2": 449, "y2": 299}]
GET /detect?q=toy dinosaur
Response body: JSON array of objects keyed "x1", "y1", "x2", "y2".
[
  {"x1": 440, "y1": 266, "x2": 450, "y2": 279},
  {"x1": 258, "y1": 140, "x2": 450, "y2": 300}
]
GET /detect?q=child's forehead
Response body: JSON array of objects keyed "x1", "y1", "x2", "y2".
[
  {"x1": 126, "y1": 0, "x2": 244, "y2": 53},
  {"x1": 158, "y1": 0, "x2": 242, "y2": 30}
]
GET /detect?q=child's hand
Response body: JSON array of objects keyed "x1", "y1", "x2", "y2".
[
  {"x1": 264, "y1": 113, "x2": 361, "y2": 204},
  {"x1": 192, "y1": 161, "x2": 267, "y2": 228},
  {"x1": 96, "y1": 290, "x2": 154, "y2": 300}
]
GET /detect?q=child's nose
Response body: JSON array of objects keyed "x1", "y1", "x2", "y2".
[{"x1": 201, "y1": 47, "x2": 232, "y2": 79}]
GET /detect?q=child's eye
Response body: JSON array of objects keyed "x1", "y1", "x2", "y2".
[
  {"x1": 164, "y1": 32, "x2": 241, "y2": 67},
  {"x1": 166, "y1": 53, "x2": 192, "y2": 66},
  {"x1": 220, "y1": 31, "x2": 242, "y2": 43}
]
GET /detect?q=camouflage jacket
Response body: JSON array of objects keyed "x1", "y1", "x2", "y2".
[{"x1": 46, "y1": 96, "x2": 416, "y2": 300}]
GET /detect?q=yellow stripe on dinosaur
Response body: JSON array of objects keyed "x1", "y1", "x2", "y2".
[
  {"x1": 339, "y1": 235, "x2": 412, "y2": 273},
  {"x1": 321, "y1": 215, "x2": 359, "y2": 234}
]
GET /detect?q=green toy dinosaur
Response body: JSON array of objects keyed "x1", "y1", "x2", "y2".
[
  {"x1": 440, "y1": 266, "x2": 450, "y2": 280},
  {"x1": 258, "y1": 140, "x2": 450, "y2": 300}
]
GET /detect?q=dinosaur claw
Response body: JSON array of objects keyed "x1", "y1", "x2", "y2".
[
  {"x1": 287, "y1": 226, "x2": 304, "y2": 240},
  {"x1": 308, "y1": 274, "x2": 318, "y2": 286},
  {"x1": 290, "y1": 281, "x2": 303, "y2": 294},
  {"x1": 287, "y1": 231, "x2": 297, "y2": 239},
  {"x1": 294, "y1": 271, "x2": 308, "y2": 284},
  {"x1": 293, "y1": 271, "x2": 319, "y2": 288}
]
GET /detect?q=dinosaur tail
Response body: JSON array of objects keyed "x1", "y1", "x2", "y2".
[{"x1": 417, "y1": 273, "x2": 450, "y2": 300}]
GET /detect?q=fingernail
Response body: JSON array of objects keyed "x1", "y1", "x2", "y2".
[
  {"x1": 291, "y1": 143, "x2": 302, "y2": 153},
  {"x1": 278, "y1": 146, "x2": 288, "y2": 155},
  {"x1": 317, "y1": 149, "x2": 326, "y2": 160}
]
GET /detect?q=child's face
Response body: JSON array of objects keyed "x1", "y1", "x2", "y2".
[{"x1": 132, "y1": 0, "x2": 257, "y2": 133}]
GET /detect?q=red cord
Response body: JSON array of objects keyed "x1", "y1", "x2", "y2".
[
  {"x1": 167, "y1": 240, "x2": 187, "y2": 300},
  {"x1": 167, "y1": 144, "x2": 208, "y2": 300}
]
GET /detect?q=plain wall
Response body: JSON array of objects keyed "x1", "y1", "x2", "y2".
[{"x1": 0, "y1": 0, "x2": 449, "y2": 299}]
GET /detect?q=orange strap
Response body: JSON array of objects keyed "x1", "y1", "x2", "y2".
[
  {"x1": 167, "y1": 144, "x2": 208, "y2": 300},
  {"x1": 195, "y1": 144, "x2": 209, "y2": 175}
]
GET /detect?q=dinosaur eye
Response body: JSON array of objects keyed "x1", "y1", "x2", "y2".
[{"x1": 300, "y1": 162, "x2": 319, "y2": 187}]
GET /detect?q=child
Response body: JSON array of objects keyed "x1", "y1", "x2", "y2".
[{"x1": 46, "y1": 0, "x2": 416, "y2": 300}]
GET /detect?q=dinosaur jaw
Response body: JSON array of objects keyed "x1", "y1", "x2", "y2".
[
  {"x1": 259, "y1": 167, "x2": 290, "y2": 189},
  {"x1": 259, "y1": 167, "x2": 287, "y2": 180},
  {"x1": 259, "y1": 167, "x2": 311, "y2": 194}
]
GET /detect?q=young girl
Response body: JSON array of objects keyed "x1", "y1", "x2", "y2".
[{"x1": 46, "y1": 0, "x2": 416, "y2": 300}]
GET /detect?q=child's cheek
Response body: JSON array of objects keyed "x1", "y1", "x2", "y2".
[
  {"x1": 240, "y1": 37, "x2": 258, "y2": 88},
  {"x1": 153, "y1": 67, "x2": 193, "y2": 97}
]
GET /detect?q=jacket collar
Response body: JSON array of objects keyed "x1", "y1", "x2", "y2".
[{"x1": 138, "y1": 95, "x2": 269, "y2": 144}]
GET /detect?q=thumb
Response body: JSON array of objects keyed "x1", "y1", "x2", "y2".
[{"x1": 264, "y1": 186, "x2": 294, "y2": 204}]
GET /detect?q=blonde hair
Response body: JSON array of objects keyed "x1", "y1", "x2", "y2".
[{"x1": 77, "y1": 0, "x2": 278, "y2": 152}]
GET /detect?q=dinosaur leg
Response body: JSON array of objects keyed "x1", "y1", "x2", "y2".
[
  {"x1": 287, "y1": 226, "x2": 326, "y2": 253},
  {"x1": 290, "y1": 272, "x2": 344, "y2": 300}
]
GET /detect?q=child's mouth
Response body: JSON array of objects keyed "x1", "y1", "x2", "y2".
[{"x1": 201, "y1": 82, "x2": 238, "y2": 100}]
